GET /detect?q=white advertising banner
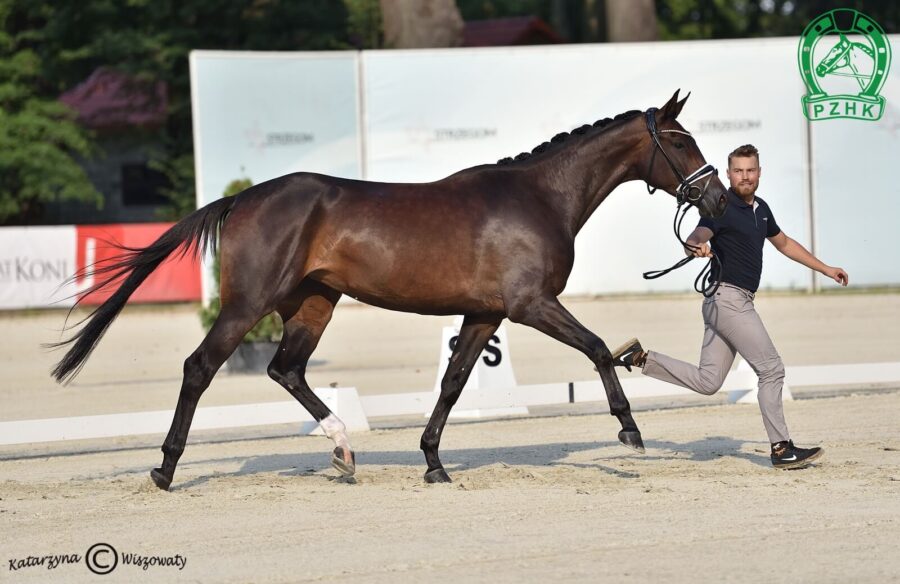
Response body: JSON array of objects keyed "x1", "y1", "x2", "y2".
[
  {"x1": 0, "y1": 227, "x2": 77, "y2": 309},
  {"x1": 190, "y1": 51, "x2": 362, "y2": 210},
  {"x1": 362, "y1": 39, "x2": 810, "y2": 294},
  {"x1": 809, "y1": 35, "x2": 900, "y2": 289}
]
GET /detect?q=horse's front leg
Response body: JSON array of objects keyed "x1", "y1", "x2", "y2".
[
  {"x1": 509, "y1": 295, "x2": 644, "y2": 452},
  {"x1": 421, "y1": 316, "x2": 501, "y2": 483}
]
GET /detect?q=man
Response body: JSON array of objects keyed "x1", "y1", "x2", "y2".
[{"x1": 613, "y1": 144, "x2": 848, "y2": 469}]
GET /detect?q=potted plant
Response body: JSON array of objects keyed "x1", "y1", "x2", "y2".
[{"x1": 198, "y1": 178, "x2": 283, "y2": 374}]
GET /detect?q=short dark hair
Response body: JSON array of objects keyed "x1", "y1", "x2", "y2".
[{"x1": 728, "y1": 144, "x2": 759, "y2": 167}]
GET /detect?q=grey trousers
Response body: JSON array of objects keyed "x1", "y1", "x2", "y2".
[{"x1": 642, "y1": 284, "x2": 790, "y2": 443}]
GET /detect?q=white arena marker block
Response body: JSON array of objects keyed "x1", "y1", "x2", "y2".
[
  {"x1": 433, "y1": 319, "x2": 528, "y2": 418},
  {"x1": 309, "y1": 387, "x2": 370, "y2": 435}
]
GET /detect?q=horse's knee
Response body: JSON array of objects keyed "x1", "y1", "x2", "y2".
[{"x1": 591, "y1": 342, "x2": 614, "y2": 369}]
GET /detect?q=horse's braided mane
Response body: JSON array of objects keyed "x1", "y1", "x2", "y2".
[{"x1": 496, "y1": 109, "x2": 643, "y2": 166}]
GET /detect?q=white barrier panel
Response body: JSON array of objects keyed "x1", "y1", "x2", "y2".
[
  {"x1": 0, "y1": 226, "x2": 77, "y2": 309},
  {"x1": 0, "y1": 387, "x2": 367, "y2": 446},
  {"x1": 3, "y1": 363, "x2": 897, "y2": 446}
]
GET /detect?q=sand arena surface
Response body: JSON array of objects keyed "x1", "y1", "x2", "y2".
[
  {"x1": 1, "y1": 391, "x2": 899, "y2": 583},
  {"x1": 1, "y1": 293, "x2": 899, "y2": 582}
]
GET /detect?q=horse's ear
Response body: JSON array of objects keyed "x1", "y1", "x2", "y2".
[
  {"x1": 660, "y1": 89, "x2": 689, "y2": 120},
  {"x1": 675, "y1": 91, "x2": 691, "y2": 117}
]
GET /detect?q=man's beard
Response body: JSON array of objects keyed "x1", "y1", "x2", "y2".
[{"x1": 734, "y1": 182, "x2": 757, "y2": 196}]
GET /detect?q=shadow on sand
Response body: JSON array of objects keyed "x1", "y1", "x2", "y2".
[{"x1": 149, "y1": 434, "x2": 770, "y2": 491}]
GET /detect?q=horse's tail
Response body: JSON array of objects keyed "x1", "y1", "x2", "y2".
[{"x1": 48, "y1": 196, "x2": 237, "y2": 384}]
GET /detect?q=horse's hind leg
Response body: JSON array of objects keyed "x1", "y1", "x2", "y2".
[
  {"x1": 421, "y1": 315, "x2": 501, "y2": 483},
  {"x1": 267, "y1": 281, "x2": 355, "y2": 476},
  {"x1": 510, "y1": 295, "x2": 644, "y2": 452},
  {"x1": 151, "y1": 304, "x2": 262, "y2": 491}
]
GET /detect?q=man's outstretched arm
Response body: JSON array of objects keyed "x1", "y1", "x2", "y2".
[
  {"x1": 767, "y1": 231, "x2": 849, "y2": 285},
  {"x1": 684, "y1": 226, "x2": 714, "y2": 258}
]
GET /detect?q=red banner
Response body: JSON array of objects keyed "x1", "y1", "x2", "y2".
[{"x1": 76, "y1": 224, "x2": 201, "y2": 305}]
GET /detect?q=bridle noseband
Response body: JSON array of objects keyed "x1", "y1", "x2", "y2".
[
  {"x1": 642, "y1": 107, "x2": 723, "y2": 297},
  {"x1": 644, "y1": 107, "x2": 718, "y2": 205}
]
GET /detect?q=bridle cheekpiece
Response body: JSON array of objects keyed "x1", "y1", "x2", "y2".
[{"x1": 644, "y1": 108, "x2": 718, "y2": 206}]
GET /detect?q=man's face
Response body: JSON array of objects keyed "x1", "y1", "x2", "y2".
[{"x1": 726, "y1": 155, "x2": 761, "y2": 198}]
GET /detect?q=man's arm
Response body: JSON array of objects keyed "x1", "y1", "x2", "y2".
[
  {"x1": 767, "y1": 231, "x2": 849, "y2": 285},
  {"x1": 684, "y1": 226, "x2": 714, "y2": 258}
]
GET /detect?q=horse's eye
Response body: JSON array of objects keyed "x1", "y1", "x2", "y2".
[{"x1": 674, "y1": 142, "x2": 685, "y2": 150}]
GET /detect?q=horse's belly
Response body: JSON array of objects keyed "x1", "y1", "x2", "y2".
[{"x1": 312, "y1": 254, "x2": 504, "y2": 316}]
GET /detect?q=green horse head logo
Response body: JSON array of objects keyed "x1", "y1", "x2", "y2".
[{"x1": 799, "y1": 9, "x2": 891, "y2": 121}]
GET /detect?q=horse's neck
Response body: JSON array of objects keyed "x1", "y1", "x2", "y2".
[{"x1": 526, "y1": 125, "x2": 642, "y2": 237}]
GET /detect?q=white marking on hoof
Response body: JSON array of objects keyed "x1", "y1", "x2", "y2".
[{"x1": 319, "y1": 414, "x2": 352, "y2": 461}]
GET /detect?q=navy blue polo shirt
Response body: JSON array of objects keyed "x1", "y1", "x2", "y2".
[{"x1": 698, "y1": 188, "x2": 780, "y2": 293}]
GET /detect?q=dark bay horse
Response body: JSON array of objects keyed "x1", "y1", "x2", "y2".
[{"x1": 51, "y1": 91, "x2": 727, "y2": 490}]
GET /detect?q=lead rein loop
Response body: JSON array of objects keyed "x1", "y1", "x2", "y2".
[{"x1": 642, "y1": 201, "x2": 721, "y2": 297}]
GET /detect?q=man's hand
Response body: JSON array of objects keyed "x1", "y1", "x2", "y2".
[
  {"x1": 824, "y1": 267, "x2": 849, "y2": 286},
  {"x1": 685, "y1": 242, "x2": 713, "y2": 258}
]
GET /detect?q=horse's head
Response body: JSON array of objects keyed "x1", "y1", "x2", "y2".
[
  {"x1": 641, "y1": 90, "x2": 727, "y2": 219},
  {"x1": 816, "y1": 33, "x2": 851, "y2": 77}
]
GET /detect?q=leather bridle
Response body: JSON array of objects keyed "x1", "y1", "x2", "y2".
[
  {"x1": 642, "y1": 107, "x2": 723, "y2": 297},
  {"x1": 644, "y1": 107, "x2": 718, "y2": 206}
]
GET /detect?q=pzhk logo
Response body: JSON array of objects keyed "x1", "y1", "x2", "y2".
[{"x1": 799, "y1": 8, "x2": 891, "y2": 121}]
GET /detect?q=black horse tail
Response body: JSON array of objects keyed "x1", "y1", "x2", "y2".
[{"x1": 48, "y1": 196, "x2": 237, "y2": 384}]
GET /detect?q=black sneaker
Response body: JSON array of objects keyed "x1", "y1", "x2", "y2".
[
  {"x1": 611, "y1": 337, "x2": 645, "y2": 372},
  {"x1": 771, "y1": 440, "x2": 824, "y2": 469}
]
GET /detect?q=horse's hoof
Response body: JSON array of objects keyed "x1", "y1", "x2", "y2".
[
  {"x1": 618, "y1": 430, "x2": 646, "y2": 454},
  {"x1": 424, "y1": 468, "x2": 452, "y2": 483},
  {"x1": 150, "y1": 468, "x2": 172, "y2": 491},
  {"x1": 331, "y1": 447, "x2": 356, "y2": 477}
]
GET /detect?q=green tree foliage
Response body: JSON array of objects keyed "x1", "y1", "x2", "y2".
[
  {"x1": 656, "y1": 0, "x2": 899, "y2": 40},
  {"x1": 4, "y1": 0, "x2": 352, "y2": 223},
  {"x1": 0, "y1": 1, "x2": 101, "y2": 224},
  {"x1": 458, "y1": 1, "x2": 898, "y2": 43},
  {"x1": 345, "y1": 0, "x2": 383, "y2": 49}
]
